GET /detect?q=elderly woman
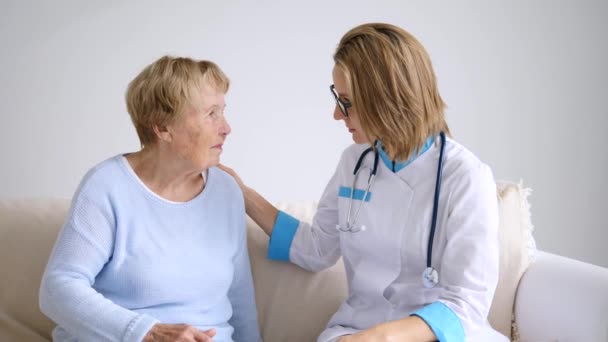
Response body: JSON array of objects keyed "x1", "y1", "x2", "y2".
[{"x1": 39, "y1": 56, "x2": 261, "y2": 342}]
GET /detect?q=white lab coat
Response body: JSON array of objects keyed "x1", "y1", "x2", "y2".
[{"x1": 287, "y1": 137, "x2": 507, "y2": 341}]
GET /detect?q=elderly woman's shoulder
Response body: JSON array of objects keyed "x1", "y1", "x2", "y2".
[
  {"x1": 209, "y1": 166, "x2": 242, "y2": 194},
  {"x1": 74, "y1": 155, "x2": 129, "y2": 196}
]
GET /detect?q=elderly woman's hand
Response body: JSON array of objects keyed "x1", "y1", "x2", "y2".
[{"x1": 143, "y1": 323, "x2": 216, "y2": 342}]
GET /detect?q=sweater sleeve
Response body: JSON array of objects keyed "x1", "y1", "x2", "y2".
[
  {"x1": 228, "y1": 193, "x2": 262, "y2": 342},
  {"x1": 39, "y1": 180, "x2": 158, "y2": 342}
]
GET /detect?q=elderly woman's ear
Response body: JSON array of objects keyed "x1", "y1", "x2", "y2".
[{"x1": 153, "y1": 124, "x2": 172, "y2": 144}]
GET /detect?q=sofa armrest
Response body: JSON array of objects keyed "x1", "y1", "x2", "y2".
[{"x1": 514, "y1": 251, "x2": 608, "y2": 342}]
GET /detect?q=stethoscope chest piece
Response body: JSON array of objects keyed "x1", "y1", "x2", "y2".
[{"x1": 422, "y1": 266, "x2": 439, "y2": 289}]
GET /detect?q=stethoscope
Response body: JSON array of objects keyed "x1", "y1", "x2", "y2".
[{"x1": 336, "y1": 132, "x2": 447, "y2": 288}]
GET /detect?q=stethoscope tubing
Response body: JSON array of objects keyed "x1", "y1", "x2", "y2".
[
  {"x1": 340, "y1": 143, "x2": 380, "y2": 232},
  {"x1": 341, "y1": 132, "x2": 447, "y2": 287},
  {"x1": 427, "y1": 132, "x2": 446, "y2": 268}
]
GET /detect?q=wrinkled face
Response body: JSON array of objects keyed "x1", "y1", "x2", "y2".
[
  {"x1": 167, "y1": 84, "x2": 231, "y2": 171},
  {"x1": 332, "y1": 66, "x2": 368, "y2": 144}
]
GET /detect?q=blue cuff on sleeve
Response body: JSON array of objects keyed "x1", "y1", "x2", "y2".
[
  {"x1": 267, "y1": 210, "x2": 300, "y2": 261},
  {"x1": 412, "y1": 302, "x2": 465, "y2": 342}
]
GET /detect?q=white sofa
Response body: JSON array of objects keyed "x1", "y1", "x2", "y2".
[{"x1": 1, "y1": 182, "x2": 607, "y2": 342}]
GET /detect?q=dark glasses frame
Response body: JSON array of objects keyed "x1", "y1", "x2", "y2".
[{"x1": 330, "y1": 84, "x2": 352, "y2": 117}]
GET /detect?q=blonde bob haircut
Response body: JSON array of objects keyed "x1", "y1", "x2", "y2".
[
  {"x1": 126, "y1": 55, "x2": 229, "y2": 146},
  {"x1": 333, "y1": 23, "x2": 449, "y2": 161}
]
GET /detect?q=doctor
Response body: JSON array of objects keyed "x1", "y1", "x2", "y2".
[{"x1": 221, "y1": 23, "x2": 506, "y2": 342}]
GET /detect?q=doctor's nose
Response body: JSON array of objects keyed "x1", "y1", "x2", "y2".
[{"x1": 333, "y1": 104, "x2": 345, "y2": 121}]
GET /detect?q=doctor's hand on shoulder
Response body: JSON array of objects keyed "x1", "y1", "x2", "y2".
[{"x1": 217, "y1": 164, "x2": 279, "y2": 237}]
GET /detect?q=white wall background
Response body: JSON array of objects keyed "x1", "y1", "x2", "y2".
[{"x1": 1, "y1": 0, "x2": 607, "y2": 267}]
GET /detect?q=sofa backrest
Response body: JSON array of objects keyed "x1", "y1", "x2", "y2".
[
  {"x1": 0, "y1": 199, "x2": 67, "y2": 342},
  {"x1": 0, "y1": 181, "x2": 533, "y2": 342}
]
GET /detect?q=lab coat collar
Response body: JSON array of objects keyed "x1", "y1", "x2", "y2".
[
  {"x1": 376, "y1": 136, "x2": 435, "y2": 173},
  {"x1": 376, "y1": 135, "x2": 446, "y2": 188}
]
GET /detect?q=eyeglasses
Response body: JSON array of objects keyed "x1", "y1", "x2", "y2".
[{"x1": 330, "y1": 84, "x2": 352, "y2": 117}]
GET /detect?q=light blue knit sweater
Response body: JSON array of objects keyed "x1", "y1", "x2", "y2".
[{"x1": 39, "y1": 155, "x2": 261, "y2": 342}]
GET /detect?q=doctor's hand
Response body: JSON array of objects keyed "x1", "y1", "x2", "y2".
[
  {"x1": 338, "y1": 327, "x2": 391, "y2": 342},
  {"x1": 339, "y1": 316, "x2": 436, "y2": 342},
  {"x1": 217, "y1": 164, "x2": 246, "y2": 190},
  {"x1": 218, "y1": 163, "x2": 278, "y2": 237},
  {"x1": 143, "y1": 323, "x2": 216, "y2": 342}
]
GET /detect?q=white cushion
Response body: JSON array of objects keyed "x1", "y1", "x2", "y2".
[{"x1": 491, "y1": 182, "x2": 535, "y2": 339}]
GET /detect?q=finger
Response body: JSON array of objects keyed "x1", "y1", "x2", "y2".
[
  {"x1": 194, "y1": 335, "x2": 213, "y2": 342},
  {"x1": 202, "y1": 328, "x2": 216, "y2": 337},
  {"x1": 193, "y1": 329, "x2": 213, "y2": 342}
]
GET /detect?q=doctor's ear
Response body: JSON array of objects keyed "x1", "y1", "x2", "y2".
[{"x1": 153, "y1": 124, "x2": 172, "y2": 143}]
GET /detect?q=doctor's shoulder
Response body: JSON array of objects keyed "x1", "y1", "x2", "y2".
[
  {"x1": 337, "y1": 143, "x2": 372, "y2": 169},
  {"x1": 441, "y1": 138, "x2": 495, "y2": 188}
]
